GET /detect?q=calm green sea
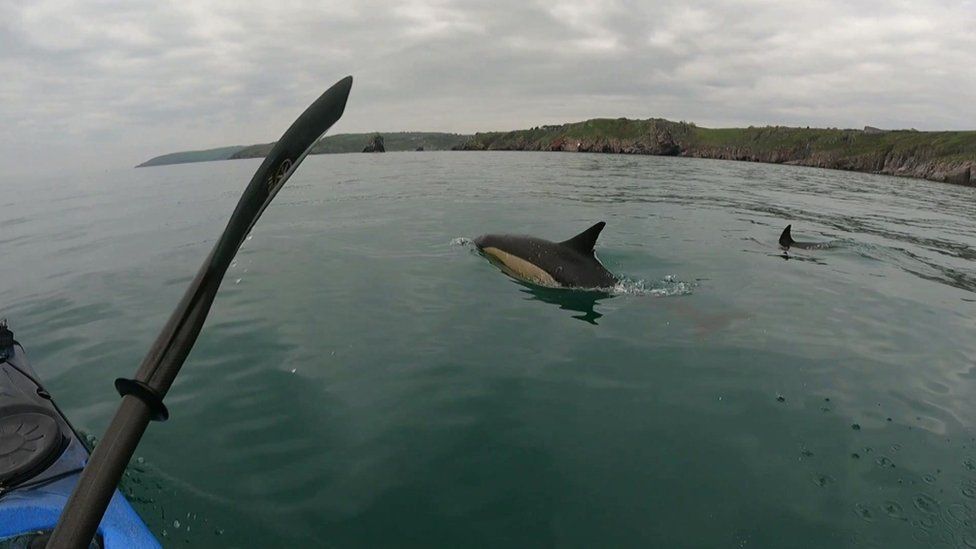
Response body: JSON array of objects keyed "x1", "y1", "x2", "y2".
[{"x1": 2, "y1": 152, "x2": 975, "y2": 547}]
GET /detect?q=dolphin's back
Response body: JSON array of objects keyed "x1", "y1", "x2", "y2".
[{"x1": 779, "y1": 224, "x2": 826, "y2": 250}]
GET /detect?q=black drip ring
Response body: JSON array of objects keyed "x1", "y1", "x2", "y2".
[{"x1": 114, "y1": 378, "x2": 169, "y2": 422}]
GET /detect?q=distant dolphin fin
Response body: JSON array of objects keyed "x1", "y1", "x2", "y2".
[
  {"x1": 779, "y1": 224, "x2": 794, "y2": 247},
  {"x1": 560, "y1": 221, "x2": 606, "y2": 255}
]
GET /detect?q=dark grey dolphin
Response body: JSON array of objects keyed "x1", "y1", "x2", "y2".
[
  {"x1": 474, "y1": 222, "x2": 618, "y2": 288},
  {"x1": 779, "y1": 224, "x2": 826, "y2": 250}
]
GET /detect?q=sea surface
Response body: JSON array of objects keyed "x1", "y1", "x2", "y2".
[{"x1": 2, "y1": 152, "x2": 975, "y2": 548}]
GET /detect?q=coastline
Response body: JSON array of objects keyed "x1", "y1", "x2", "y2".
[
  {"x1": 453, "y1": 120, "x2": 976, "y2": 187},
  {"x1": 136, "y1": 132, "x2": 471, "y2": 168},
  {"x1": 137, "y1": 120, "x2": 976, "y2": 187}
]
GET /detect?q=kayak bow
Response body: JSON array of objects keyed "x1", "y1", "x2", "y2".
[{"x1": 0, "y1": 321, "x2": 159, "y2": 548}]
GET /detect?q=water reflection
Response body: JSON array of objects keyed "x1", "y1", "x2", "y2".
[
  {"x1": 471, "y1": 243, "x2": 616, "y2": 324},
  {"x1": 515, "y1": 281, "x2": 614, "y2": 324},
  {"x1": 776, "y1": 251, "x2": 828, "y2": 265}
]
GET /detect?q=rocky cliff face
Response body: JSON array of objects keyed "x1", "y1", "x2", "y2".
[
  {"x1": 681, "y1": 144, "x2": 974, "y2": 186},
  {"x1": 455, "y1": 123, "x2": 976, "y2": 187}
]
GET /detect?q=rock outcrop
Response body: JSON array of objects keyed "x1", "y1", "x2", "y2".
[{"x1": 363, "y1": 134, "x2": 386, "y2": 153}]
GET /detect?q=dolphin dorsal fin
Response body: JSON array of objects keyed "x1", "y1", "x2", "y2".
[
  {"x1": 779, "y1": 224, "x2": 794, "y2": 247},
  {"x1": 560, "y1": 222, "x2": 606, "y2": 255}
]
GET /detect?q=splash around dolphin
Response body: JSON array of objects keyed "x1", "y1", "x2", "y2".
[{"x1": 474, "y1": 222, "x2": 618, "y2": 289}]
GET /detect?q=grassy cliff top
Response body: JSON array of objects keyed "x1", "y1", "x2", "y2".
[{"x1": 465, "y1": 118, "x2": 976, "y2": 163}]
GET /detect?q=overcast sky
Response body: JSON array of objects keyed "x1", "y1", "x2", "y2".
[{"x1": 2, "y1": 0, "x2": 975, "y2": 176}]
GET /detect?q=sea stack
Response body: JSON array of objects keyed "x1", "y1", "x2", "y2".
[{"x1": 363, "y1": 134, "x2": 385, "y2": 153}]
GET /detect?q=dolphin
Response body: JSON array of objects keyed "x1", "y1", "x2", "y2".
[
  {"x1": 779, "y1": 224, "x2": 826, "y2": 250},
  {"x1": 474, "y1": 222, "x2": 618, "y2": 289}
]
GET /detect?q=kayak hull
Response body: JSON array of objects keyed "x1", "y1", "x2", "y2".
[{"x1": 0, "y1": 341, "x2": 160, "y2": 548}]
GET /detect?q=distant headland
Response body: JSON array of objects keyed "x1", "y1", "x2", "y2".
[
  {"x1": 138, "y1": 120, "x2": 975, "y2": 186},
  {"x1": 136, "y1": 132, "x2": 472, "y2": 167}
]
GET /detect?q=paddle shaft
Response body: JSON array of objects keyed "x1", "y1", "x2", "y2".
[{"x1": 46, "y1": 397, "x2": 151, "y2": 545}]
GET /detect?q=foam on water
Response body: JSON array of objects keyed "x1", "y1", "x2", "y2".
[{"x1": 613, "y1": 274, "x2": 696, "y2": 297}]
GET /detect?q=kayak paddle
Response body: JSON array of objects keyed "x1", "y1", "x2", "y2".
[{"x1": 48, "y1": 75, "x2": 353, "y2": 548}]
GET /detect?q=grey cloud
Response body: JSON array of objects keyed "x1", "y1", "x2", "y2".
[{"x1": 1, "y1": 0, "x2": 974, "y2": 178}]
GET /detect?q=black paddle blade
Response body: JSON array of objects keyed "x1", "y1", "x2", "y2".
[
  {"x1": 135, "y1": 75, "x2": 353, "y2": 393},
  {"x1": 239, "y1": 75, "x2": 353, "y2": 235}
]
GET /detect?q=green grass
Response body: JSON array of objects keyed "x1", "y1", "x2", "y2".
[{"x1": 686, "y1": 126, "x2": 976, "y2": 158}]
